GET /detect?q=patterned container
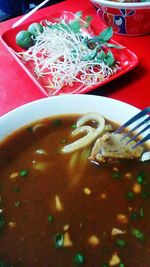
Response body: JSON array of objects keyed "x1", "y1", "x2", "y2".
[{"x1": 91, "y1": 0, "x2": 150, "y2": 35}]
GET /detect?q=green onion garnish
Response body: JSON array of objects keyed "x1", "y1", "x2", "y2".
[
  {"x1": 48, "y1": 214, "x2": 53, "y2": 223},
  {"x1": 74, "y1": 253, "x2": 85, "y2": 265},
  {"x1": 116, "y1": 238, "x2": 126, "y2": 247},
  {"x1": 126, "y1": 191, "x2": 135, "y2": 200},
  {"x1": 71, "y1": 124, "x2": 77, "y2": 129},
  {"x1": 137, "y1": 176, "x2": 144, "y2": 184},
  {"x1": 131, "y1": 228, "x2": 145, "y2": 241},
  {"x1": 19, "y1": 169, "x2": 28, "y2": 177}
]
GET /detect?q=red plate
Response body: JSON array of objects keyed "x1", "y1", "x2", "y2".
[{"x1": 1, "y1": 11, "x2": 138, "y2": 96}]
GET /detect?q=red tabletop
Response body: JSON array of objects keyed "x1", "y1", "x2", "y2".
[{"x1": 0, "y1": 0, "x2": 149, "y2": 116}]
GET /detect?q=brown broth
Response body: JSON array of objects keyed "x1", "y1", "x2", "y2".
[{"x1": 0, "y1": 115, "x2": 150, "y2": 267}]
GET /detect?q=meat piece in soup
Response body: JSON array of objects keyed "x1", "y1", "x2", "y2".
[
  {"x1": 89, "y1": 132, "x2": 143, "y2": 163},
  {"x1": 0, "y1": 114, "x2": 150, "y2": 267}
]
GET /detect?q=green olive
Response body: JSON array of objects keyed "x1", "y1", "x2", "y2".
[
  {"x1": 16, "y1": 30, "x2": 34, "y2": 49},
  {"x1": 28, "y1": 23, "x2": 44, "y2": 37}
]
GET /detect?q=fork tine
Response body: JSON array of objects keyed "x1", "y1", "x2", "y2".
[
  {"x1": 132, "y1": 133, "x2": 150, "y2": 149},
  {"x1": 121, "y1": 116, "x2": 150, "y2": 140},
  {"x1": 115, "y1": 106, "x2": 150, "y2": 134},
  {"x1": 125, "y1": 124, "x2": 150, "y2": 145}
]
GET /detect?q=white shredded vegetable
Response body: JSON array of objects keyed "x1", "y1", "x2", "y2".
[{"x1": 16, "y1": 17, "x2": 119, "y2": 94}]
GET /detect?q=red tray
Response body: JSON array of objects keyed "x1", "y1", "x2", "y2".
[{"x1": 1, "y1": 11, "x2": 138, "y2": 96}]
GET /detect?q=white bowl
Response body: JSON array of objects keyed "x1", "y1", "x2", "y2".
[{"x1": 0, "y1": 94, "x2": 149, "y2": 150}]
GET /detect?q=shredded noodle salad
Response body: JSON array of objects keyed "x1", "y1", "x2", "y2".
[{"x1": 16, "y1": 12, "x2": 121, "y2": 94}]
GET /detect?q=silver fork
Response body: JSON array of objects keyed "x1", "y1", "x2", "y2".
[{"x1": 115, "y1": 106, "x2": 150, "y2": 149}]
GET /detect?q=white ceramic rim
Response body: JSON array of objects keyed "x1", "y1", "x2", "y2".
[
  {"x1": 91, "y1": 0, "x2": 150, "y2": 9},
  {"x1": 0, "y1": 94, "x2": 142, "y2": 140}
]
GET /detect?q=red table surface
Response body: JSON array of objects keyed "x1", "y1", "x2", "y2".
[{"x1": 0, "y1": 0, "x2": 149, "y2": 116}]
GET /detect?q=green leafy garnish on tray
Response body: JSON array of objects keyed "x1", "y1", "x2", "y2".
[{"x1": 15, "y1": 11, "x2": 122, "y2": 92}]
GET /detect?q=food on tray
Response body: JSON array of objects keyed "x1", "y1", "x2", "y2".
[
  {"x1": 0, "y1": 112, "x2": 150, "y2": 266},
  {"x1": 15, "y1": 11, "x2": 122, "y2": 93}
]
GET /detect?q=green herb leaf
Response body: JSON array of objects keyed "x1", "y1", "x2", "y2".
[
  {"x1": 68, "y1": 20, "x2": 81, "y2": 33},
  {"x1": 84, "y1": 15, "x2": 92, "y2": 28},
  {"x1": 106, "y1": 43, "x2": 123, "y2": 49},
  {"x1": 105, "y1": 51, "x2": 115, "y2": 66},
  {"x1": 98, "y1": 27, "x2": 113, "y2": 42}
]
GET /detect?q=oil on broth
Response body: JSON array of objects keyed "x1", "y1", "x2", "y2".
[{"x1": 0, "y1": 115, "x2": 150, "y2": 267}]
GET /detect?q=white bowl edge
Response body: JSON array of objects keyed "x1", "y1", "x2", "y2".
[
  {"x1": 91, "y1": 0, "x2": 150, "y2": 9},
  {"x1": 0, "y1": 94, "x2": 141, "y2": 142}
]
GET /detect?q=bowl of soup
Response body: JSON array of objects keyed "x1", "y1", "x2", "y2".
[
  {"x1": 90, "y1": 0, "x2": 150, "y2": 35},
  {"x1": 0, "y1": 94, "x2": 150, "y2": 266}
]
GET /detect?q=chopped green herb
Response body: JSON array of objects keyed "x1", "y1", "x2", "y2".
[
  {"x1": 131, "y1": 228, "x2": 145, "y2": 241},
  {"x1": 119, "y1": 263, "x2": 125, "y2": 267},
  {"x1": 14, "y1": 201, "x2": 21, "y2": 208},
  {"x1": 104, "y1": 50, "x2": 115, "y2": 66},
  {"x1": 48, "y1": 214, "x2": 53, "y2": 223},
  {"x1": 71, "y1": 124, "x2": 77, "y2": 129},
  {"x1": 131, "y1": 211, "x2": 139, "y2": 220},
  {"x1": 53, "y1": 233, "x2": 64, "y2": 248},
  {"x1": 137, "y1": 174, "x2": 145, "y2": 184},
  {"x1": 53, "y1": 119, "x2": 62, "y2": 126},
  {"x1": 126, "y1": 191, "x2": 135, "y2": 200},
  {"x1": 116, "y1": 238, "x2": 126, "y2": 247},
  {"x1": 84, "y1": 15, "x2": 92, "y2": 28},
  {"x1": 98, "y1": 27, "x2": 113, "y2": 43},
  {"x1": 19, "y1": 169, "x2": 28, "y2": 177},
  {"x1": 112, "y1": 172, "x2": 121, "y2": 179},
  {"x1": 0, "y1": 213, "x2": 6, "y2": 232},
  {"x1": 74, "y1": 253, "x2": 85, "y2": 265}
]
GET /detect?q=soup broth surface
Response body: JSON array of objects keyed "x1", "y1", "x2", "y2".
[{"x1": 0, "y1": 115, "x2": 150, "y2": 267}]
